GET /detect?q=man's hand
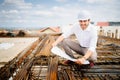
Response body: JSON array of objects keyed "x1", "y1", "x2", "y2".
[
  {"x1": 75, "y1": 50, "x2": 93, "y2": 64},
  {"x1": 52, "y1": 42, "x2": 57, "y2": 47},
  {"x1": 75, "y1": 57, "x2": 86, "y2": 64},
  {"x1": 52, "y1": 35, "x2": 64, "y2": 47}
]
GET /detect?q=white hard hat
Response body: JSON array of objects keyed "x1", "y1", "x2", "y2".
[{"x1": 77, "y1": 11, "x2": 91, "y2": 20}]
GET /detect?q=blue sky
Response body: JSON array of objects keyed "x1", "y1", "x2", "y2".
[{"x1": 0, "y1": 0, "x2": 120, "y2": 28}]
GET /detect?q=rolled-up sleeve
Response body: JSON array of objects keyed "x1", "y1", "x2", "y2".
[{"x1": 88, "y1": 28, "x2": 98, "y2": 52}]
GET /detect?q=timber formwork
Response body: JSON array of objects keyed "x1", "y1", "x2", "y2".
[{"x1": 0, "y1": 34, "x2": 120, "y2": 80}]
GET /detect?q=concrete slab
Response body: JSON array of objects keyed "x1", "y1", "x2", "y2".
[{"x1": 0, "y1": 37, "x2": 39, "y2": 63}]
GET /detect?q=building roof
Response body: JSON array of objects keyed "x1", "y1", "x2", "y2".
[
  {"x1": 97, "y1": 22, "x2": 109, "y2": 26},
  {"x1": 39, "y1": 27, "x2": 60, "y2": 33}
]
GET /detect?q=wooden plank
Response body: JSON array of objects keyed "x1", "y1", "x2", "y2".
[{"x1": 47, "y1": 57, "x2": 58, "y2": 80}]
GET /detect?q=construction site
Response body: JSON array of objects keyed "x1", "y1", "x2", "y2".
[
  {"x1": 0, "y1": 0, "x2": 120, "y2": 79},
  {"x1": 0, "y1": 28, "x2": 120, "y2": 80}
]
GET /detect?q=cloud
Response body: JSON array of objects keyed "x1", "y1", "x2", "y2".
[
  {"x1": 52, "y1": 6, "x2": 66, "y2": 12},
  {"x1": 1, "y1": 10, "x2": 18, "y2": 14},
  {"x1": 55, "y1": 0, "x2": 68, "y2": 2},
  {"x1": 34, "y1": 10, "x2": 53, "y2": 16},
  {"x1": 85, "y1": 0, "x2": 118, "y2": 4},
  {"x1": 2, "y1": 0, "x2": 32, "y2": 9},
  {"x1": 4, "y1": 0, "x2": 24, "y2": 4}
]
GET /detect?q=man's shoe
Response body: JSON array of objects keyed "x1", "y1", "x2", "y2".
[
  {"x1": 63, "y1": 60, "x2": 73, "y2": 65},
  {"x1": 89, "y1": 61, "x2": 94, "y2": 68}
]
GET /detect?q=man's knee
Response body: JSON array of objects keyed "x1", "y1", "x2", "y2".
[
  {"x1": 58, "y1": 39, "x2": 68, "y2": 47},
  {"x1": 61, "y1": 39, "x2": 70, "y2": 45}
]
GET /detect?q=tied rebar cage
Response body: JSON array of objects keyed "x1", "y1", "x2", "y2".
[{"x1": 0, "y1": 34, "x2": 120, "y2": 80}]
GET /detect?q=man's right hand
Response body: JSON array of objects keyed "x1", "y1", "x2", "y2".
[
  {"x1": 52, "y1": 42, "x2": 57, "y2": 47},
  {"x1": 52, "y1": 35, "x2": 64, "y2": 47}
]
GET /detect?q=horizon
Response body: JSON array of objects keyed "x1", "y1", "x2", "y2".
[{"x1": 1, "y1": 21, "x2": 120, "y2": 30}]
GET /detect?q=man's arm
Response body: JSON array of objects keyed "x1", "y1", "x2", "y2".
[
  {"x1": 52, "y1": 35, "x2": 64, "y2": 47},
  {"x1": 76, "y1": 50, "x2": 93, "y2": 64},
  {"x1": 52, "y1": 26, "x2": 74, "y2": 47}
]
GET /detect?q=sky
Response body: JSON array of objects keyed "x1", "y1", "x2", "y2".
[{"x1": 0, "y1": 0, "x2": 120, "y2": 29}]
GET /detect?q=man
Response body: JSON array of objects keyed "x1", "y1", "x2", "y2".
[{"x1": 52, "y1": 11, "x2": 98, "y2": 65}]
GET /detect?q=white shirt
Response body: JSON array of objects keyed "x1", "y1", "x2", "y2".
[{"x1": 62, "y1": 22, "x2": 98, "y2": 52}]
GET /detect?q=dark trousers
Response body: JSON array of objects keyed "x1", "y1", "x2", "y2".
[{"x1": 60, "y1": 39, "x2": 88, "y2": 59}]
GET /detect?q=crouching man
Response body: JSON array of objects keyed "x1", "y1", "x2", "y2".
[{"x1": 52, "y1": 11, "x2": 98, "y2": 65}]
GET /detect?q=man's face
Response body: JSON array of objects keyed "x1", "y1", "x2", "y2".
[{"x1": 79, "y1": 19, "x2": 90, "y2": 27}]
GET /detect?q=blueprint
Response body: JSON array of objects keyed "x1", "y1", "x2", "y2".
[{"x1": 51, "y1": 46, "x2": 89, "y2": 64}]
